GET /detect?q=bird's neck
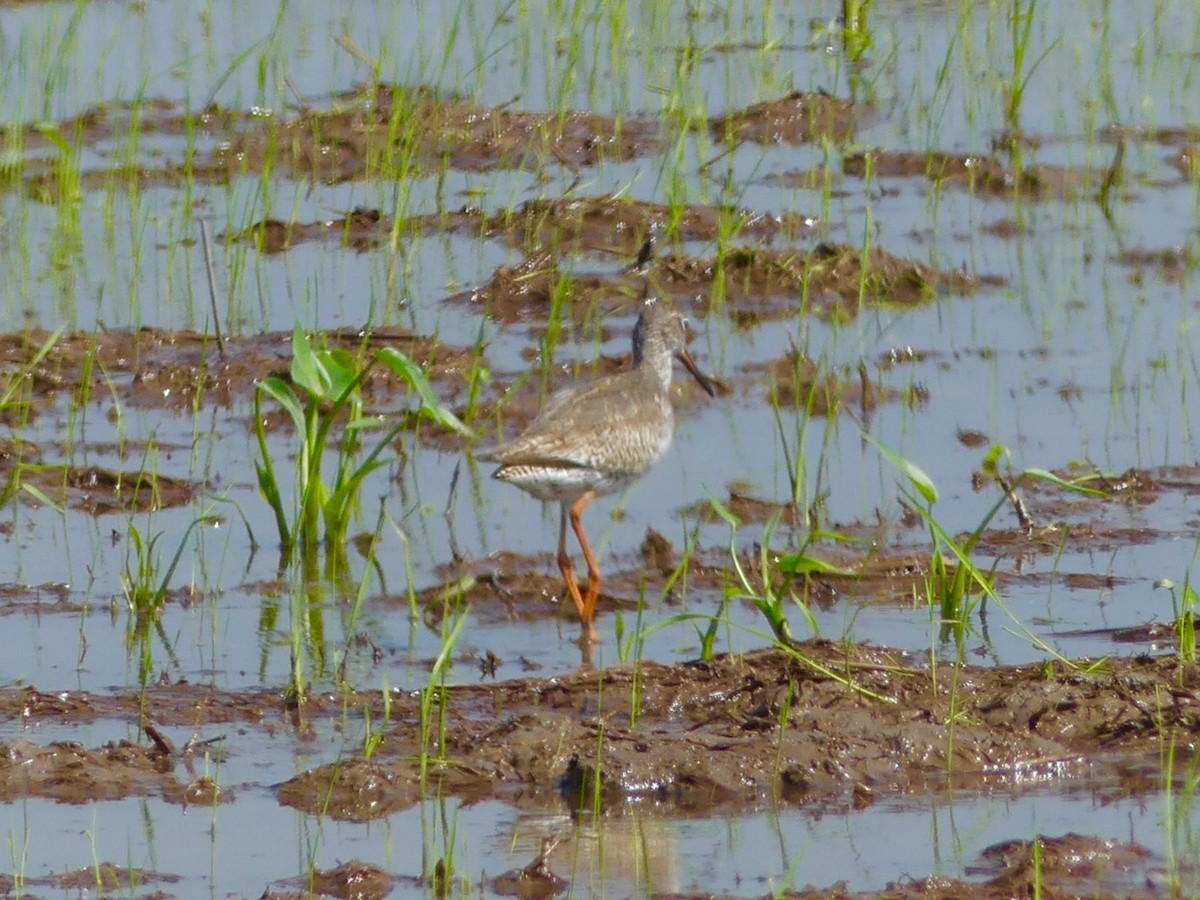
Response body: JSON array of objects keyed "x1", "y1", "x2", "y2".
[{"x1": 640, "y1": 350, "x2": 673, "y2": 391}]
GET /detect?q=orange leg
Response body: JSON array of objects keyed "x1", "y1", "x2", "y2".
[
  {"x1": 556, "y1": 504, "x2": 589, "y2": 626},
  {"x1": 568, "y1": 491, "x2": 602, "y2": 634}
]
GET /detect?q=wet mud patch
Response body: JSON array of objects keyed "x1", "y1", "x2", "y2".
[
  {"x1": 658, "y1": 242, "x2": 1004, "y2": 323},
  {"x1": 231, "y1": 206, "x2": 463, "y2": 254},
  {"x1": 447, "y1": 250, "x2": 631, "y2": 325},
  {"x1": 0, "y1": 738, "x2": 180, "y2": 803},
  {"x1": 3, "y1": 86, "x2": 664, "y2": 192},
  {"x1": 266, "y1": 860, "x2": 400, "y2": 900},
  {"x1": 783, "y1": 833, "x2": 1179, "y2": 899},
  {"x1": 240, "y1": 196, "x2": 816, "y2": 260},
  {"x1": 845, "y1": 149, "x2": 1117, "y2": 202},
  {"x1": 3, "y1": 86, "x2": 868, "y2": 196},
  {"x1": 485, "y1": 195, "x2": 816, "y2": 257},
  {"x1": 234, "y1": 195, "x2": 818, "y2": 258},
  {"x1": 18, "y1": 864, "x2": 181, "y2": 895},
  {"x1": 215, "y1": 83, "x2": 666, "y2": 179},
  {"x1": 268, "y1": 644, "x2": 1200, "y2": 821},
  {"x1": 713, "y1": 90, "x2": 863, "y2": 145},
  {"x1": 1115, "y1": 245, "x2": 1198, "y2": 285},
  {"x1": 4, "y1": 645, "x2": 1200, "y2": 895},
  {"x1": 455, "y1": 240, "x2": 1002, "y2": 329},
  {"x1": 967, "y1": 465, "x2": 1196, "y2": 559},
  {"x1": 12, "y1": 463, "x2": 196, "y2": 514},
  {"x1": 0, "y1": 581, "x2": 76, "y2": 615},
  {"x1": 0, "y1": 325, "x2": 476, "y2": 416},
  {"x1": 743, "y1": 349, "x2": 908, "y2": 414}
]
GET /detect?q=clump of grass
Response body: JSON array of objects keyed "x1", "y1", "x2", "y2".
[
  {"x1": 254, "y1": 326, "x2": 470, "y2": 578},
  {"x1": 842, "y1": 0, "x2": 873, "y2": 61},
  {"x1": 710, "y1": 495, "x2": 852, "y2": 652},
  {"x1": 0, "y1": 329, "x2": 63, "y2": 510},
  {"x1": 872, "y1": 438, "x2": 1106, "y2": 657},
  {"x1": 1154, "y1": 578, "x2": 1198, "y2": 663},
  {"x1": 1002, "y1": 0, "x2": 1055, "y2": 166},
  {"x1": 122, "y1": 517, "x2": 208, "y2": 686},
  {"x1": 418, "y1": 605, "x2": 469, "y2": 789}
]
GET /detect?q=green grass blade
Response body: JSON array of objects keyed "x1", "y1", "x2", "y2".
[
  {"x1": 865, "y1": 434, "x2": 938, "y2": 504},
  {"x1": 377, "y1": 347, "x2": 474, "y2": 436},
  {"x1": 775, "y1": 553, "x2": 854, "y2": 576}
]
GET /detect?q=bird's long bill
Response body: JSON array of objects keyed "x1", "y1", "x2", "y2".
[{"x1": 676, "y1": 349, "x2": 718, "y2": 398}]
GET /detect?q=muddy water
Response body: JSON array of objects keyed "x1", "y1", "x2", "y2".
[{"x1": 1, "y1": 0, "x2": 1200, "y2": 896}]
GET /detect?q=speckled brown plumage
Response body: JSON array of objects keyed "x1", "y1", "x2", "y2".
[{"x1": 477, "y1": 298, "x2": 716, "y2": 640}]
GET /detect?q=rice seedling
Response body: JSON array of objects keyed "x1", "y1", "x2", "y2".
[
  {"x1": 122, "y1": 516, "x2": 208, "y2": 686},
  {"x1": 418, "y1": 605, "x2": 469, "y2": 788},
  {"x1": 461, "y1": 321, "x2": 492, "y2": 428},
  {"x1": 362, "y1": 676, "x2": 392, "y2": 762},
  {"x1": 873, "y1": 438, "x2": 1107, "y2": 655},
  {"x1": 0, "y1": 329, "x2": 63, "y2": 511},
  {"x1": 1002, "y1": 0, "x2": 1055, "y2": 162},
  {"x1": 6, "y1": 811, "x2": 29, "y2": 897},
  {"x1": 844, "y1": 0, "x2": 873, "y2": 66},
  {"x1": 709, "y1": 495, "x2": 851, "y2": 651},
  {"x1": 1162, "y1": 726, "x2": 1200, "y2": 894},
  {"x1": 1153, "y1": 577, "x2": 1198, "y2": 663},
  {"x1": 254, "y1": 325, "x2": 470, "y2": 577},
  {"x1": 423, "y1": 798, "x2": 472, "y2": 899}
]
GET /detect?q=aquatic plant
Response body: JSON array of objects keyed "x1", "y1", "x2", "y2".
[
  {"x1": 254, "y1": 325, "x2": 470, "y2": 577},
  {"x1": 122, "y1": 516, "x2": 209, "y2": 686},
  {"x1": 1003, "y1": 0, "x2": 1055, "y2": 163},
  {"x1": 1154, "y1": 577, "x2": 1198, "y2": 663},
  {"x1": 873, "y1": 439, "x2": 1106, "y2": 658},
  {"x1": 0, "y1": 329, "x2": 63, "y2": 511},
  {"x1": 418, "y1": 605, "x2": 468, "y2": 787}
]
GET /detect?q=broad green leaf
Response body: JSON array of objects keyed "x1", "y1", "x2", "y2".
[
  {"x1": 289, "y1": 326, "x2": 331, "y2": 397},
  {"x1": 323, "y1": 348, "x2": 361, "y2": 400},
  {"x1": 257, "y1": 376, "x2": 306, "y2": 433}
]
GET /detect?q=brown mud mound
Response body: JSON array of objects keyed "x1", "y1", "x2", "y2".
[
  {"x1": 0, "y1": 738, "x2": 175, "y2": 803},
  {"x1": 215, "y1": 83, "x2": 664, "y2": 179},
  {"x1": 12, "y1": 463, "x2": 196, "y2": 514},
  {"x1": 18, "y1": 863, "x2": 181, "y2": 894},
  {"x1": 845, "y1": 150, "x2": 1112, "y2": 201},
  {"x1": 659, "y1": 242, "x2": 1004, "y2": 322},
  {"x1": 4, "y1": 86, "x2": 866, "y2": 195},
  {"x1": 774, "y1": 833, "x2": 1176, "y2": 899},
  {"x1": 744, "y1": 349, "x2": 906, "y2": 414},
  {"x1": 0, "y1": 326, "x2": 474, "y2": 413},
  {"x1": 453, "y1": 241, "x2": 1002, "y2": 327},
  {"x1": 265, "y1": 860, "x2": 400, "y2": 899},
  {"x1": 447, "y1": 250, "x2": 634, "y2": 324},
  {"x1": 274, "y1": 643, "x2": 1200, "y2": 822},
  {"x1": 233, "y1": 194, "x2": 818, "y2": 257},
  {"x1": 714, "y1": 90, "x2": 863, "y2": 145},
  {"x1": 487, "y1": 195, "x2": 815, "y2": 256}
]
